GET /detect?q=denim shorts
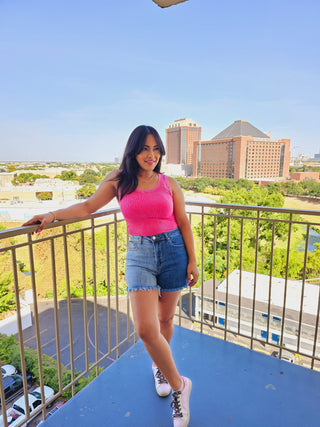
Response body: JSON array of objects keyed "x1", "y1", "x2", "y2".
[{"x1": 125, "y1": 228, "x2": 188, "y2": 293}]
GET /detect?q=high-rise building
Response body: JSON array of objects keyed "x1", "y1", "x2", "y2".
[
  {"x1": 192, "y1": 120, "x2": 290, "y2": 180},
  {"x1": 166, "y1": 118, "x2": 201, "y2": 166}
]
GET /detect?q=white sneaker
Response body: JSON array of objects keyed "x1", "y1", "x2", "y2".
[
  {"x1": 152, "y1": 365, "x2": 171, "y2": 397},
  {"x1": 171, "y1": 376, "x2": 192, "y2": 427}
]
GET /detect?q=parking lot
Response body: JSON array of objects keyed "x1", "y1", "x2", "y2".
[
  {"x1": 19, "y1": 296, "x2": 134, "y2": 373},
  {"x1": 1, "y1": 296, "x2": 134, "y2": 425}
]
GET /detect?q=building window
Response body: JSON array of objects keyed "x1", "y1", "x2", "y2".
[
  {"x1": 219, "y1": 317, "x2": 225, "y2": 326},
  {"x1": 272, "y1": 333, "x2": 279, "y2": 343},
  {"x1": 261, "y1": 330, "x2": 267, "y2": 339}
]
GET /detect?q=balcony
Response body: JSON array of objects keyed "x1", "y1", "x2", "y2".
[{"x1": 1, "y1": 202, "x2": 320, "y2": 426}]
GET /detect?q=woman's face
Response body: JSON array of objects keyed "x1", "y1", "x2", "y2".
[{"x1": 136, "y1": 134, "x2": 161, "y2": 172}]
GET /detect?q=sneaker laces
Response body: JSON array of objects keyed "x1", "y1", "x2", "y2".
[
  {"x1": 171, "y1": 390, "x2": 183, "y2": 418},
  {"x1": 155, "y1": 368, "x2": 168, "y2": 385}
]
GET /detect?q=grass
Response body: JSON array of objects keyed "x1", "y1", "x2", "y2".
[{"x1": 283, "y1": 196, "x2": 320, "y2": 230}]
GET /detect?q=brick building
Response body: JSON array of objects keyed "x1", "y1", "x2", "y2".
[
  {"x1": 192, "y1": 120, "x2": 290, "y2": 180},
  {"x1": 290, "y1": 172, "x2": 319, "y2": 182},
  {"x1": 166, "y1": 118, "x2": 201, "y2": 168}
]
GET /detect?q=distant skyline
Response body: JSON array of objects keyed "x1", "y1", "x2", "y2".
[{"x1": 1, "y1": 0, "x2": 320, "y2": 161}]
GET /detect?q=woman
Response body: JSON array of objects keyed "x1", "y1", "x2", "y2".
[{"x1": 23, "y1": 125, "x2": 199, "y2": 427}]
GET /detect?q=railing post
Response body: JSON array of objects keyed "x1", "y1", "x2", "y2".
[
  {"x1": 80, "y1": 229, "x2": 89, "y2": 374},
  {"x1": 279, "y1": 213, "x2": 293, "y2": 359},
  {"x1": 50, "y1": 239, "x2": 63, "y2": 392},
  {"x1": 250, "y1": 210, "x2": 260, "y2": 350},
  {"x1": 114, "y1": 212, "x2": 120, "y2": 359},
  {"x1": 237, "y1": 218, "x2": 244, "y2": 335},
  {"x1": 62, "y1": 224, "x2": 75, "y2": 396},
  {"x1": 90, "y1": 217, "x2": 99, "y2": 377},
  {"x1": 266, "y1": 221, "x2": 276, "y2": 346},
  {"x1": 28, "y1": 233, "x2": 46, "y2": 419}
]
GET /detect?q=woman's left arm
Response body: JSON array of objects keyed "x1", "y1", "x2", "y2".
[{"x1": 168, "y1": 177, "x2": 199, "y2": 287}]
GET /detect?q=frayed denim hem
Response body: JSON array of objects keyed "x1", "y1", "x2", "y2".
[
  {"x1": 160, "y1": 283, "x2": 189, "y2": 293},
  {"x1": 126, "y1": 283, "x2": 189, "y2": 298},
  {"x1": 126, "y1": 285, "x2": 161, "y2": 298}
]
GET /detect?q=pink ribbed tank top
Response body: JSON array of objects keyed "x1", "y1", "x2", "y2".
[{"x1": 119, "y1": 174, "x2": 178, "y2": 236}]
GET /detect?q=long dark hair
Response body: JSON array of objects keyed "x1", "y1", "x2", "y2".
[{"x1": 117, "y1": 125, "x2": 165, "y2": 200}]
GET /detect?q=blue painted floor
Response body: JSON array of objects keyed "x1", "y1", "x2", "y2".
[{"x1": 42, "y1": 326, "x2": 320, "y2": 426}]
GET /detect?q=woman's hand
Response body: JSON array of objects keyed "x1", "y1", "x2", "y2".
[
  {"x1": 22, "y1": 212, "x2": 55, "y2": 234},
  {"x1": 187, "y1": 261, "x2": 199, "y2": 287}
]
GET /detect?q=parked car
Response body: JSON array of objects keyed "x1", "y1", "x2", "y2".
[
  {"x1": 0, "y1": 386, "x2": 55, "y2": 427},
  {"x1": 1, "y1": 365, "x2": 17, "y2": 378},
  {"x1": 271, "y1": 350, "x2": 294, "y2": 363},
  {"x1": 37, "y1": 401, "x2": 66, "y2": 425},
  {"x1": 0, "y1": 407, "x2": 26, "y2": 427},
  {"x1": 0, "y1": 373, "x2": 33, "y2": 405},
  {"x1": 12, "y1": 385, "x2": 54, "y2": 416}
]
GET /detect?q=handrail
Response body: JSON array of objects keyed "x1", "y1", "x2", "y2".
[
  {"x1": 0, "y1": 201, "x2": 320, "y2": 426},
  {"x1": 0, "y1": 207, "x2": 122, "y2": 239}
]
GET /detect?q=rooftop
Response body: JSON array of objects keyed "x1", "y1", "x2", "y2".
[
  {"x1": 212, "y1": 120, "x2": 270, "y2": 140},
  {"x1": 217, "y1": 269, "x2": 320, "y2": 316},
  {"x1": 167, "y1": 118, "x2": 201, "y2": 128}
]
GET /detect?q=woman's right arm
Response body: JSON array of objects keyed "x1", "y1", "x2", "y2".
[{"x1": 23, "y1": 169, "x2": 120, "y2": 233}]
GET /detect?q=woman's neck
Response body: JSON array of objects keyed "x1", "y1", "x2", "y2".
[
  {"x1": 138, "y1": 171, "x2": 157, "y2": 181},
  {"x1": 137, "y1": 171, "x2": 159, "y2": 189}
]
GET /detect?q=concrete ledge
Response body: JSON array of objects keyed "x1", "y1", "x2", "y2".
[{"x1": 0, "y1": 304, "x2": 31, "y2": 336}]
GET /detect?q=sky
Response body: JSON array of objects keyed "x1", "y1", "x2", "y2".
[{"x1": 1, "y1": 0, "x2": 320, "y2": 162}]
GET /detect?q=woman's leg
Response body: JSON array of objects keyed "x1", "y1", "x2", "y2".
[
  {"x1": 158, "y1": 290, "x2": 181, "y2": 344},
  {"x1": 129, "y1": 289, "x2": 182, "y2": 391}
]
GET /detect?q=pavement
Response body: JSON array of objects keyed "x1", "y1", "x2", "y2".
[
  {"x1": 3, "y1": 296, "x2": 135, "y2": 425},
  {"x1": 18, "y1": 296, "x2": 135, "y2": 373}
]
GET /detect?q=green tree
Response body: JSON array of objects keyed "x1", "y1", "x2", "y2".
[
  {"x1": 60, "y1": 170, "x2": 78, "y2": 181},
  {"x1": 174, "y1": 177, "x2": 195, "y2": 191},
  {"x1": 99, "y1": 165, "x2": 117, "y2": 176},
  {"x1": 77, "y1": 184, "x2": 96, "y2": 198},
  {"x1": 235, "y1": 178, "x2": 255, "y2": 190},
  {"x1": 297, "y1": 180, "x2": 320, "y2": 197},
  {"x1": 0, "y1": 334, "x2": 101, "y2": 399},
  {"x1": 268, "y1": 182, "x2": 281, "y2": 194},
  {"x1": 220, "y1": 186, "x2": 284, "y2": 208},
  {"x1": 306, "y1": 245, "x2": 320, "y2": 278},
  {"x1": 12, "y1": 173, "x2": 49, "y2": 185},
  {"x1": 36, "y1": 192, "x2": 53, "y2": 200},
  {"x1": 0, "y1": 273, "x2": 15, "y2": 314},
  {"x1": 79, "y1": 169, "x2": 101, "y2": 185},
  {"x1": 12, "y1": 173, "x2": 33, "y2": 185},
  {"x1": 193, "y1": 177, "x2": 214, "y2": 192},
  {"x1": 280, "y1": 181, "x2": 298, "y2": 195},
  {"x1": 196, "y1": 186, "x2": 297, "y2": 281},
  {"x1": 212, "y1": 178, "x2": 236, "y2": 190}
]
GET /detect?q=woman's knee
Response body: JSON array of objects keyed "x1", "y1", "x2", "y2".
[
  {"x1": 135, "y1": 321, "x2": 160, "y2": 342},
  {"x1": 159, "y1": 315, "x2": 174, "y2": 330}
]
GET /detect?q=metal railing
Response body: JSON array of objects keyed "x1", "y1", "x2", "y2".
[
  {"x1": 0, "y1": 202, "x2": 320, "y2": 425},
  {"x1": 0, "y1": 208, "x2": 135, "y2": 427},
  {"x1": 178, "y1": 201, "x2": 320, "y2": 370}
]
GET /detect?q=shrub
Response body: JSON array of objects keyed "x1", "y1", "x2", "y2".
[
  {"x1": 0, "y1": 334, "x2": 100, "y2": 399},
  {"x1": 36, "y1": 192, "x2": 53, "y2": 201}
]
